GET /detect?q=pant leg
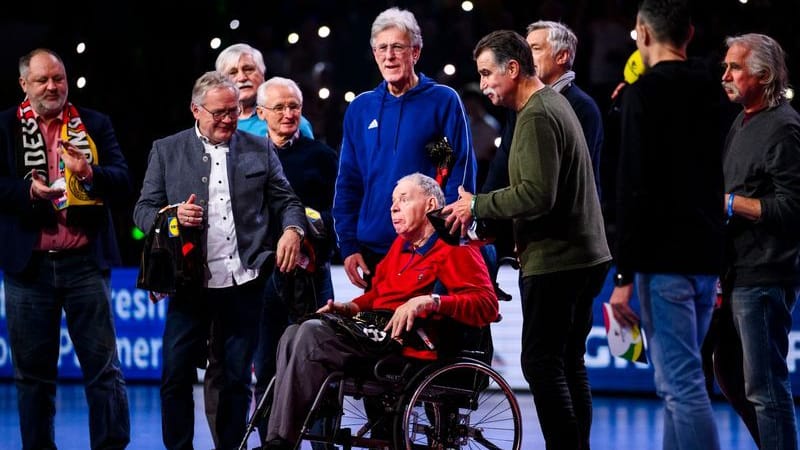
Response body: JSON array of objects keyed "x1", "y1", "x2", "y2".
[
  {"x1": 203, "y1": 320, "x2": 223, "y2": 449},
  {"x1": 266, "y1": 319, "x2": 370, "y2": 444},
  {"x1": 710, "y1": 297, "x2": 761, "y2": 446},
  {"x1": 637, "y1": 273, "x2": 720, "y2": 450},
  {"x1": 255, "y1": 272, "x2": 291, "y2": 444},
  {"x1": 207, "y1": 279, "x2": 265, "y2": 449},
  {"x1": 60, "y1": 255, "x2": 130, "y2": 450},
  {"x1": 161, "y1": 288, "x2": 211, "y2": 450},
  {"x1": 564, "y1": 262, "x2": 609, "y2": 449},
  {"x1": 519, "y1": 264, "x2": 607, "y2": 450},
  {"x1": 730, "y1": 285, "x2": 799, "y2": 450},
  {"x1": 4, "y1": 258, "x2": 63, "y2": 450}
]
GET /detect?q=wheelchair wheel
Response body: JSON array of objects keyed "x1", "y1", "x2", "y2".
[{"x1": 395, "y1": 359, "x2": 522, "y2": 450}]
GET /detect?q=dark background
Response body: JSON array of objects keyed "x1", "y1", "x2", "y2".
[{"x1": 1, "y1": 0, "x2": 798, "y2": 265}]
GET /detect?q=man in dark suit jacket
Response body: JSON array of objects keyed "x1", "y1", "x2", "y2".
[
  {"x1": 133, "y1": 70, "x2": 305, "y2": 450},
  {"x1": 0, "y1": 48, "x2": 131, "y2": 449}
]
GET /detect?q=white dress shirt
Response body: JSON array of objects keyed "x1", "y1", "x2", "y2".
[{"x1": 198, "y1": 131, "x2": 258, "y2": 288}]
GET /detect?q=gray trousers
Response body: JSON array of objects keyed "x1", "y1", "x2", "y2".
[{"x1": 266, "y1": 319, "x2": 374, "y2": 443}]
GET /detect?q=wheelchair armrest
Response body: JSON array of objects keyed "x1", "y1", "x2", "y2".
[{"x1": 373, "y1": 354, "x2": 416, "y2": 384}]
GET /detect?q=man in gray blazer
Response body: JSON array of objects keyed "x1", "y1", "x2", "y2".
[{"x1": 134, "y1": 71, "x2": 305, "y2": 450}]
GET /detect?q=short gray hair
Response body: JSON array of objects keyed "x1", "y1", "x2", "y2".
[
  {"x1": 526, "y1": 21, "x2": 578, "y2": 69},
  {"x1": 215, "y1": 43, "x2": 266, "y2": 75},
  {"x1": 191, "y1": 71, "x2": 238, "y2": 106},
  {"x1": 19, "y1": 48, "x2": 64, "y2": 79},
  {"x1": 397, "y1": 172, "x2": 444, "y2": 208},
  {"x1": 725, "y1": 33, "x2": 789, "y2": 108},
  {"x1": 257, "y1": 77, "x2": 304, "y2": 106},
  {"x1": 370, "y1": 7, "x2": 423, "y2": 49}
]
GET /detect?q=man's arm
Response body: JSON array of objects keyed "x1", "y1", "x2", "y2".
[
  {"x1": 133, "y1": 144, "x2": 167, "y2": 232},
  {"x1": 332, "y1": 117, "x2": 364, "y2": 260},
  {"x1": 442, "y1": 92, "x2": 477, "y2": 201}
]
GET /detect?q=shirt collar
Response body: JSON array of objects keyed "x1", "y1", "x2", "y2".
[
  {"x1": 271, "y1": 129, "x2": 301, "y2": 150},
  {"x1": 195, "y1": 123, "x2": 230, "y2": 150},
  {"x1": 401, "y1": 232, "x2": 439, "y2": 255}
]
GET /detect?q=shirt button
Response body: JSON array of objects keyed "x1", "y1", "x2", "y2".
[
  {"x1": 201, "y1": 176, "x2": 208, "y2": 183},
  {"x1": 202, "y1": 155, "x2": 209, "y2": 162}
]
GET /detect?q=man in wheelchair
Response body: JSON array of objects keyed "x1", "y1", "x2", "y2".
[{"x1": 261, "y1": 173, "x2": 500, "y2": 449}]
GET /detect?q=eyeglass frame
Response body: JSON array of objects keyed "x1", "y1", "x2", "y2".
[
  {"x1": 372, "y1": 43, "x2": 413, "y2": 55},
  {"x1": 257, "y1": 103, "x2": 303, "y2": 115},
  {"x1": 197, "y1": 104, "x2": 242, "y2": 121}
]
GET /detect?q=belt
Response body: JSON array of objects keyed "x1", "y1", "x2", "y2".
[{"x1": 34, "y1": 247, "x2": 90, "y2": 259}]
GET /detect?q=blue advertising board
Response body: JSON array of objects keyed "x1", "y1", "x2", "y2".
[{"x1": 0, "y1": 266, "x2": 798, "y2": 399}]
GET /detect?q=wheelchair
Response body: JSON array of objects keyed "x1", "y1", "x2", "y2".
[{"x1": 240, "y1": 320, "x2": 523, "y2": 450}]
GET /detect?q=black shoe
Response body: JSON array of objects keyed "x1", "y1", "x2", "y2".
[
  {"x1": 262, "y1": 437, "x2": 294, "y2": 450},
  {"x1": 494, "y1": 284, "x2": 513, "y2": 301},
  {"x1": 498, "y1": 256, "x2": 520, "y2": 270}
]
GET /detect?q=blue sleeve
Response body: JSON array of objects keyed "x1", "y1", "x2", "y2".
[
  {"x1": 332, "y1": 110, "x2": 363, "y2": 259},
  {"x1": 441, "y1": 91, "x2": 476, "y2": 201}
]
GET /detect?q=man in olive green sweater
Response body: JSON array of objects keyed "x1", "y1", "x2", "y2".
[{"x1": 443, "y1": 30, "x2": 611, "y2": 450}]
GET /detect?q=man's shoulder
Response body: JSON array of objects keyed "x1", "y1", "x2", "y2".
[
  {"x1": 296, "y1": 136, "x2": 337, "y2": 156},
  {"x1": 563, "y1": 84, "x2": 601, "y2": 114}
]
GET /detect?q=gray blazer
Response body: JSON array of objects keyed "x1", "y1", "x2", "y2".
[{"x1": 133, "y1": 128, "x2": 305, "y2": 271}]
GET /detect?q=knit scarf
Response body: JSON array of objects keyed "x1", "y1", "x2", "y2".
[
  {"x1": 16, "y1": 98, "x2": 103, "y2": 230},
  {"x1": 16, "y1": 98, "x2": 102, "y2": 208}
]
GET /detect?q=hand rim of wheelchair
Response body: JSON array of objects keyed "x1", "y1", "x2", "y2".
[{"x1": 396, "y1": 357, "x2": 522, "y2": 450}]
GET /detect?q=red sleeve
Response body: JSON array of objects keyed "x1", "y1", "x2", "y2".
[{"x1": 435, "y1": 245, "x2": 498, "y2": 327}]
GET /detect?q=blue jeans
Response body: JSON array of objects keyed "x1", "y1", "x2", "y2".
[
  {"x1": 730, "y1": 285, "x2": 799, "y2": 450},
  {"x1": 162, "y1": 278, "x2": 263, "y2": 450},
  {"x1": 4, "y1": 251, "x2": 130, "y2": 449},
  {"x1": 637, "y1": 273, "x2": 720, "y2": 450}
]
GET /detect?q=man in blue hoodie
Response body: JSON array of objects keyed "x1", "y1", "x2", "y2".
[{"x1": 333, "y1": 6, "x2": 476, "y2": 290}]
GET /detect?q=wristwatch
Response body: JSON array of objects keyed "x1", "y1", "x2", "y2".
[
  {"x1": 286, "y1": 225, "x2": 305, "y2": 240},
  {"x1": 614, "y1": 272, "x2": 633, "y2": 287},
  {"x1": 430, "y1": 293, "x2": 441, "y2": 311}
]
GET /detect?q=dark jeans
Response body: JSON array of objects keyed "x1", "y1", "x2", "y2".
[
  {"x1": 4, "y1": 250, "x2": 130, "y2": 450},
  {"x1": 520, "y1": 262, "x2": 609, "y2": 450},
  {"x1": 162, "y1": 278, "x2": 263, "y2": 450}
]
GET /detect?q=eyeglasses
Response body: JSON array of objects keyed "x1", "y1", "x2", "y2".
[
  {"x1": 372, "y1": 43, "x2": 412, "y2": 55},
  {"x1": 198, "y1": 104, "x2": 241, "y2": 121},
  {"x1": 259, "y1": 103, "x2": 302, "y2": 114}
]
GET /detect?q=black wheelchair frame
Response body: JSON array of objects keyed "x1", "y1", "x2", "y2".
[{"x1": 240, "y1": 340, "x2": 522, "y2": 449}]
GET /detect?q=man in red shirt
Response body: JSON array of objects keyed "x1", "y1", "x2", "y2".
[{"x1": 261, "y1": 172, "x2": 498, "y2": 450}]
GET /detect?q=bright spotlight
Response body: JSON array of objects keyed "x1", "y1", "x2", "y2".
[
  {"x1": 739, "y1": 0, "x2": 748, "y2": 4},
  {"x1": 76, "y1": 77, "x2": 87, "y2": 89},
  {"x1": 443, "y1": 64, "x2": 456, "y2": 76},
  {"x1": 461, "y1": 1, "x2": 474, "y2": 12},
  {"x1": 786, "y1": 87, "x2": 795, "y2": 101},
  {"x1": 630, "y1": 29, "x2": 637, "y2": 41},
  {"x1": 229, "y1": 20, "x2": 240, "y2": 30},
  {"x1": 318, "y1": 87, "x2": 330, "y2": 99},
  {"x1": 318, "y1": 26, "x2": 331, "y2": 38},
  {"x1": 210, "y1": 37, "x2": 222, "y2": 49},
  {"x1": 76, "y1": 42, "x2": 86, "y2": 54},
  {"x1": 288, "y1": 33, "x2": 299, "y2": 45},
  {"x1": 494, "y1": 137, "x2": 502, "y2": 148},
  {"x1": 344, "y1": 91, "x2": 355, "y2": 102}
]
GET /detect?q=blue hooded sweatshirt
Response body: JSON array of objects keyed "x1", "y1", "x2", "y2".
[{"x1": 333, "y1": 73, "x2": 476, "y2": 258}]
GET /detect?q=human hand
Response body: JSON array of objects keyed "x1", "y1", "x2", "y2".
[
  {"x1": 385, "y1": 294, "x2": 437, "y2": 339},
  {"x1": 60, "y1": 141, "x2": 92, "y2": 181},
  {"x1": 343, "y1": 253, "x2": 370, "y2": 289},
  {"x1": 441, "y1": 185, "x2": 474, "y2": 237},
  {"x1": 316, "y1": 299, "x2": 358, "y2": 316},
  {"x1": 178, "y1": 193, "x2": 203, "y2": 227},
  {"x1": 609, "y1": 284, "x2": 639, "y2": 329},
  {"x1": 276, "y1": 228, "x2": 302, "y2": 272},
  {"x1": 30, "y1": 170, "x2": 65, "y2": 200}
]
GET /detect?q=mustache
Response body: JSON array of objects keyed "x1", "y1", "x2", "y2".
[
  {"x1": 483, "y1": 87, "x2": 496, "y2": 96},
  {"x1": 237, "y1": 81, "x2": 253, "y2": 89},
  {"x1": 722, "y1": 82, "x2": 739, "y2": 96}
]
